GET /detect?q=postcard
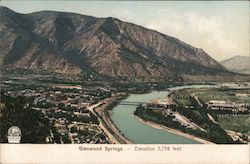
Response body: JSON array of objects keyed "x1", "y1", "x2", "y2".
[{"x1": 0, "y1": 0, "x2": 249, "y2": 163}]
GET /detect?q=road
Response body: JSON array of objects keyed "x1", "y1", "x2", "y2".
[{"x1": 87, "y1": 94, "x2": 132, "y2": 144}]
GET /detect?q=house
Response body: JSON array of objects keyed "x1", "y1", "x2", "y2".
[
  {"x1": 146, "y1": 97, "x2": 176, "y2": 109},
  {"x1": 207, "y1": 100, "x2": 248, "y2": 113}
]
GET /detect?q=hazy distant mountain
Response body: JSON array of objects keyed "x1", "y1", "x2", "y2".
[
  {"x1": 220, "y1": 56, "x2": 250, "y2": 74},
  {"x1": 1, "y1": 6, "x2": 247, "y2": 82}
]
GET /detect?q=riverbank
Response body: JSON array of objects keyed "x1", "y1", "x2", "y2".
[
  {"x1": 135, "y1": 116, "x2": 215, "y2": 144},
  {"x1": 87, "y1": 101, "x2": 119, "y2": 144},
  {"x1": 93, "y1": 93, "x2": 133, "y2": 144}
]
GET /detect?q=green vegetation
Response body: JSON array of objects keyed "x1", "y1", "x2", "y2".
[
  {"x1": 218, "y1": 116, "x2": 250, "y2": 135},
  {"x1": 134, "y1": 103, "x2": 237, "y2": 144},
  {"x1": 105, "y1": 94, "x2": 129, "y2": 111},
  {"x1": 172, "y1": 88, "x2": 250, "y2": 105},
  {"x1": 0, "y1": 94, "x2": 60, "y2": 143},
  {"x1": 199, "y1": 91, "x2": 234, "y2": 102},
  {"x1": 53, "y1": 111, "x2": 99, "y2": 124},
  {"x1": 167, "y1": 87, "x2": 250, "y2": 142},
  {"x1": 134, "y1": 105, "x2": 183, "y2": 130},
  {"x1": 171, "y1": 89, "x2": 192, "y2": 106},
  {"x1": 198, "y1": 88, "x2": 250, "y2": 104}
]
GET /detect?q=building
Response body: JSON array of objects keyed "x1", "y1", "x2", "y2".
[
  {"x1": 207, "y1": 100, "x2": 248, "y2": 113},
  {"x1": 207, "y1": 100, "x2": 235, "y2": 110},
  {"x1": 146, "y1": 97, "x2": 176, "y2": 109}
]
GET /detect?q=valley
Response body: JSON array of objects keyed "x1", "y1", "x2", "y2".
[
  {"x1": 0, "y1": 7, "x2": 249, "y2": 144},
  {"x1": 1, "y1": 75, "x2": 249, "y2": 144}
]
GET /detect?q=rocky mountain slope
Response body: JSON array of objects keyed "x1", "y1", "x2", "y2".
[
  {"x1": 220, "y1": 56, "x2": 250, "y2": 74},
  {"x1": 0, "y1": 6, "x2": 243, "y2": 82}
]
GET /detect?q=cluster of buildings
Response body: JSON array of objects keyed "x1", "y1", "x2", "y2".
[
  {"x1": 144, "y1": 92, "x2": 249, "y2": 116},
  {"x1": 207, "y1": 100, "x2": 249, "y2": 115},
  {"x1": 145, "y1": 97, "x2": 176, "y2": 110},
  {"x1": 4, "y1": 85, "x2": 112, "y2": 143}
]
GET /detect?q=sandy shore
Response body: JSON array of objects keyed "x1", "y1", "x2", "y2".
[
  {"x1": 91, "y1": 94, "x2": 133, "y2": 144},
  {"x1": 90, "y1": 93, "x2": 214, "y2": 144},
  {"x1": 136, "y1": 116, "x2": 215, "y2": 144}
]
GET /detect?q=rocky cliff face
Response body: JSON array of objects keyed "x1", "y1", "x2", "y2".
[{"x1": 0, "y1": 7, "x2": 230, "y2": 82}]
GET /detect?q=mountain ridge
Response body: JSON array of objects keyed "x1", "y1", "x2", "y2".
[
  {"x1": 220, "y1": 56, "x2": 250, "y2": 74},
  {"x1": 1, "y1": 7, "x2": 248, "y2": 82}
]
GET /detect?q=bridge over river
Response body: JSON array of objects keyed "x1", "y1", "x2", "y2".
[
  {"x1": 111, "y1": 85, "x2": 216, "y2": 144},
  {"x1": 118, "y1": 101, "x2": 147, "y2": 106}
]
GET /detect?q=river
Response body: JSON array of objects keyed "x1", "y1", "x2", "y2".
[{"x1": 111, "y1": 85, "x2": 217, "y2": 144}]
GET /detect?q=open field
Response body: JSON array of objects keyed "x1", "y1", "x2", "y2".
[
  {"x1": 198, "y1": 89, "x2": 250, "y2": 104},
  {"x1": 172, "y1": 87, "x2": 250, "y2": 105},
  {"x1": 218, "y1": 116, "x2": 250, "y2": 135},
  {"x1": 168, "y1": 86, "x2": 250, "y2": 143}
]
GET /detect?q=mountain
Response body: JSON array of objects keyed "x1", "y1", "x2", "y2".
[
  {"x1": 0, "y1": 6, "x2": 246, "y2": 82},
  {"x1": 220, "y1": 56, "x2": 250, "y2": 74}
]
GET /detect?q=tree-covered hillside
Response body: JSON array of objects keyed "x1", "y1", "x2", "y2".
[{"x1": 0, "y1": 94, "x2": 60, "y2": 143}]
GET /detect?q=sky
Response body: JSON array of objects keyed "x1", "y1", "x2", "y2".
[{"x1": 0, "y1": 1, "x2": 249, "y2": 61}]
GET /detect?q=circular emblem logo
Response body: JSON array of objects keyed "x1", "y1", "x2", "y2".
[{"x1": 7, "y1": 126, "x2": 21, "y2": 143}]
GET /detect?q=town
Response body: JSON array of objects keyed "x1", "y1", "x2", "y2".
[
  {"x1": 1, "y1": 77, "x2": 250, "y2": 144},
  {"x1": 1, "y1": 82, "x2": 115, "y2": 143}
]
